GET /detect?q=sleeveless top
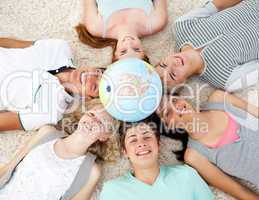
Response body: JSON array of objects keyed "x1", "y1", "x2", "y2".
[
  {"x1": 175, "y1": 0, "x2": 259, "y2": 89},
  {"x1": 206, "y1": 113, "x2": 240, "y2": 148},
  {"x1": 188, "y1": 102, "x2": 259, "y2": 187},
  {"x1": 0, "y1": 131, "x2": 96, "y2": 200},
  {"x1": 96, "y1": 0, "x2": 154, "y2": 37}
]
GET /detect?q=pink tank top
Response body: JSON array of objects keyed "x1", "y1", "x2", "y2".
[{"x1": 207, "y1": 113, "x2": 240, "y2": 148}]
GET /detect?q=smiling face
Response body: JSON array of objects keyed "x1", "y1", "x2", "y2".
[
  {"x1": 68, "y1": 67, "x2": 103, "y2": 98},
  {"x1": 114, "y1": 36, "x2": 145, "y2": 60},
  {"x1": 156, "y1": 96, "x2": 195, "y2": 129},
  {"x1": 156, "y1": 50, "x2": 203, "y2": 89},
  {"x1": 76, "y1": 105, "x2": 115, "y2": 144},
  {"x1": 122, "y1": 123, "x2": 160, "y2": 169}
]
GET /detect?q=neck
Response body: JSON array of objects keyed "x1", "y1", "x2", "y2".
[
  {"x1": 133, "y1": 162, "x2": 160, "y2": 185},
  {"x1": 54, "y1": 131, "x2": 94, "y2": 159},
  {"x1": 182, "y1": 47, "x2": 204, "y2": 76}
]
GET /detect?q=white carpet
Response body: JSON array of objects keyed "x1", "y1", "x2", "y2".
[{"x1": 0, "y1": 0, "x2": 258, "y2": 199}]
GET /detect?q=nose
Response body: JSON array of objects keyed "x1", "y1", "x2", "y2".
[
  {"x1": 137, "y1": 139, "x2": 147, "y2": 148},
  {"x1": 176, "y1": 102, "x2": 186, "y2": 112}
]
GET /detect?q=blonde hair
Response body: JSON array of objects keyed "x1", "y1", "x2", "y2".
[{"x1": 57, "y1": 99, "x2": 120, "y2": 162}]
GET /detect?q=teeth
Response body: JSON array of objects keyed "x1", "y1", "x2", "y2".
[{"x1": 137, "y1": 151, "x2": 150, "y2": 156}]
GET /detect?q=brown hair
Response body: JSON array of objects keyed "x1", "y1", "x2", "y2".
[
  {"x1": 57, "y1": 99, "x2": 120, "y2": 162},
  {"x1": 75, "y1": 23, "x2": 150, "y2": 63},
  {"x1": 119, "y1": 115, "x2": 161, "y2": 151}
]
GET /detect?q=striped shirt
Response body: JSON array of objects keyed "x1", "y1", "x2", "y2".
[{"x1": 175, "y1": 0, "x2": 259, "y2": 89}]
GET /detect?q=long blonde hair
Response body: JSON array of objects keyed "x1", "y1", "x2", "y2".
[{"x1": 58, "y1": 99, "x2": 120, "y2": 162}]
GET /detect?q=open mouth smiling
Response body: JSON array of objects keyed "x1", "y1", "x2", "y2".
[{"x1": 136, "y1": 150, "x2": 152, "y2": 156}]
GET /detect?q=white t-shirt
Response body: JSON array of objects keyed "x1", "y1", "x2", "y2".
[
  {"x1": 0, "y1": 39, "x2": 74, "y2": 130},
  {"x1": 0, "y1": 139, "x2": 85, "y2": 200}
]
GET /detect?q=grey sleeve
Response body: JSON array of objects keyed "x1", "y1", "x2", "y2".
[
  {"x1": 61, "y1": 153, "x2": 96, "y2": 200},
  {"x1": 187, "y1": 138, "x2": 217, "y2": 164}
]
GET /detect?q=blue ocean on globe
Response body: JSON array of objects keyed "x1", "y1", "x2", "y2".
[{"x1": 99, "y1": 58, "x2": 163, "y2": 122}]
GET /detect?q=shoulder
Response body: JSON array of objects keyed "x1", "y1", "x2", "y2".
[
  {"x1": 184, "y1": 147, "x2": 204, "y2": 164},
  {"x1": 163, "y1": 164, "x2": 198, "y2": 176},
  {"x1": 208, "y1": 90, "x2": 226, "y2": 103},
  {"x1": 103, "y1": 173, "x2": 130, "y2": 187},
  {"x1": 100, "y1": 173, "x2": 131, "y2": 199},
  {"x1": 102, "y1": 172, "x2": 132, "y2": 192},
  {"x1": 161, "y1": 164, "x2": 202, "y2": 185}
]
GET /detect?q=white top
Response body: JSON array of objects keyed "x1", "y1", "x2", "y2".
[
  {"x1": 0, "y1": 139, "x2": 86, "y2": 200},
  {"x1": 0, "y1": 39, "x2": 74, "y2": 130}
]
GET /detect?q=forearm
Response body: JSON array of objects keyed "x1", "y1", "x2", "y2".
[
  {"x1": 0, "y1": 38, "x2": 33, "y2": 48},
  {"x1": 185, "y1": 149, "x2": 259, "y2": 200},
  {"x1": 0, "y1": 112, "x2": 22, "y2": 131},
  {"x1": 83, "y1": 0, "x2": 99, "y2": 21},
  {"x1": 209, "y1": 90, "x2": 259, "y2": 118},
  {"x1": 151, "y1": 0, "x2": 168, "y2": 33},
  {"x1": 212, "y1": 0, "x2": 242, "y2": 11},
  {"x1": 153, "y1": 0, "x2": 167, "y2": 11},
  {"x1": 226, "y1": 93, "x2": 258, "y2": 118},
  {"x1": 176, "y1": 1, "x2": 218, "y2": 22},
  {"x1": 200, "y1": 170, "x2": 258, "y2": 200}
]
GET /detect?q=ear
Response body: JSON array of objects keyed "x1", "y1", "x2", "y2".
[{"x1": 122, "y1": 148, "x2": 128, "y2": 157}]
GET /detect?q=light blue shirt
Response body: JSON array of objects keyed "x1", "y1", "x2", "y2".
[{"x1": 100, "y1": 165, "x2": 214, "y2": 200}]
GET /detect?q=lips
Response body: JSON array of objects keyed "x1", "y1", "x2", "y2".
[{"x1": 136, "y1": 150, "x2": 152, "y2": 156}]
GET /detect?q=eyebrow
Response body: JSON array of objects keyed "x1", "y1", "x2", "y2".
[
  {"x1": 127, "y1": 134, "x2": 137, "y2": 139},
  {"x1": 142, "y1": 131, "x2": 149, "y2": 135}
]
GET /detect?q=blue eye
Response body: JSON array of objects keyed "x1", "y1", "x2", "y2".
[{"x1": 106, "y1": 85, "x2": 111, "y2": 92}]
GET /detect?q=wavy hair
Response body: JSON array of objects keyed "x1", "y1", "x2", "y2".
[{"x1": 57, "y1": 99, "x2": 120, "y2": 162}]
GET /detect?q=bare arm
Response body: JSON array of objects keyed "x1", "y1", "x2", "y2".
[
  {"x1": 151, "y1": 0, "x2": 168, "y2": 33},
  {"x1": 71, "y1": 164, "x2": 101, "y2": 200},
  {"x1": 0, "y1": 38, "x2": 33, "y2": 48},
  {"x1": 213, "y1": 0, "x2": 242, "y2": 11},
  {"x1": 82, "y1": 0, "x2": 103, "y2": 37},
  {"x1": 184, "y1": 148, "x2": 259, "y2": 200},
  {"x1": 176, "y1": 0, "x2": 242, "y2": 22},
  {"x1": 0, "y1": 112, "x2": 22, "y2": 131},
  {"x1": 209, "y1": 90, "x2": 259, "y2": 118}
]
